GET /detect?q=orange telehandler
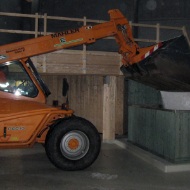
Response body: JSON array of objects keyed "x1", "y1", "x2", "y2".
[{"x1": 0, "y1": 9, "x2": 189, "y2": 170}]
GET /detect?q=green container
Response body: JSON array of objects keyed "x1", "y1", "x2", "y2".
[
  {"x1": 127, "y1": 80, "x2": 162, "y2": 107},
  {"x1": 127, "y1": 80, "x2": 190, "y2": 162},
  {"x1": 128, "y1": 106, "x2": 190, "y2": 162}
]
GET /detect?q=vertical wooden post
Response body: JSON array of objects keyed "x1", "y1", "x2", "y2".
[
  {"x1": 103, "y1": 76, "x2": 116, "y2": 141},
  {"x1": 35, "y1": 13, "x2": 39, "y2": 38},
  {"x1": 42, "y1": 55, "x2": 46, "y2": 73},
  {"x1": 43, "y1": 13, "x2": 47, "y2": 35},
  {"x1": 42, "y1": 13, "x2": 47, "y2": 73},
  {"x1": 156, "y1": 23, "x2": 160, "y2": 43}
]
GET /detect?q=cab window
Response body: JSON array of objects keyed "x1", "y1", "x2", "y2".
[{"x1": 0, "y1": 61, "x2": 38, "y2": 97}]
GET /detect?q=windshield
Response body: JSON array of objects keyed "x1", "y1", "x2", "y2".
[{"x1": 0, "y1": 61, "x2": 38, "y2": 97}]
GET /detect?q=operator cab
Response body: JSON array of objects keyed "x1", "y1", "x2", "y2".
[{"x1": 0, "y1": 59, "x2": 51, "y2": 98}]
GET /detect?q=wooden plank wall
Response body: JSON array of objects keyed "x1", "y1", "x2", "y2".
[
  {"x1": 41, "y1": 74, "x2": 124, "y2": 135},
  {"x1": 32, "y1": 50, "x2": 122, "y2": 75}
]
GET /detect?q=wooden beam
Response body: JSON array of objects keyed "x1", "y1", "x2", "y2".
[{"x1": 103, "y1": 76, "x2": 116, "y2": 141}]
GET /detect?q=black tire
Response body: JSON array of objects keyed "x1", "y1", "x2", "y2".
[{"x1": 45, "y1": 116, "x2": 101, "y2": 171}]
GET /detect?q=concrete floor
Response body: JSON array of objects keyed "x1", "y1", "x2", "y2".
[{"x1": 0, "y1": 142, "x2": 190, "y2": 190}]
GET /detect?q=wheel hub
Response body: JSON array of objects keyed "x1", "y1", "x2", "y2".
[
  {"x1": 60, "y1": 130, "x2": 90, "y2": 160},
  {"x1": 68, "y1": 138, "x2": 79, "y2": 150}
]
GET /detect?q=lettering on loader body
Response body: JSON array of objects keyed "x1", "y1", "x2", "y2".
[{"x1": 51, "y1": 28, "x2": 80, "y2": 38}]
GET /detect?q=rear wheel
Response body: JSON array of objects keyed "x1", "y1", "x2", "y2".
[{"x1": 45, "y1": 117, "x2": 101, "y2": 171}]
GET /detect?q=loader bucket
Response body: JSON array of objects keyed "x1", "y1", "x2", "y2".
[{"x1": 121, "y1": 35, "x2": 190, "y2": 91}]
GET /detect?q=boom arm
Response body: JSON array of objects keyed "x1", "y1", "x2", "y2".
[{"x1": 0, "y1": 9, "x2": 153, "y2": 67}]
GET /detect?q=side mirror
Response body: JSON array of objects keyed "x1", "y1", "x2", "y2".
[{"x1": 62, "y1": 78, "x2": 69, "y2": 97}]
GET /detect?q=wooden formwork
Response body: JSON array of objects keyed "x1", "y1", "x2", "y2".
[
  {"x1": 41, "y1": 74, "x2": 124, "y2": 138},
  {"x1": 31, "y1": 50, "x2": 122, "y2": 75},
  {"x1": 32, "y1": 49, "x2": 124, "y2": 139}
]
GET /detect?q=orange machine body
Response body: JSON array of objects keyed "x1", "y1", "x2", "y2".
[{"x1": 0, "y1": 59, "x2": 73, "y2": 148}]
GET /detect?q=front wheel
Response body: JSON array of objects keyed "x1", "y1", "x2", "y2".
[{"x1": 45, "y1": 117, "x2": 101, "y2": 171}]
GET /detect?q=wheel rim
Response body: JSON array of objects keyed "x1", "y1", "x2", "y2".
[{"x1": 60, "y1": 130, "x2": 90, "y2": 160}]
